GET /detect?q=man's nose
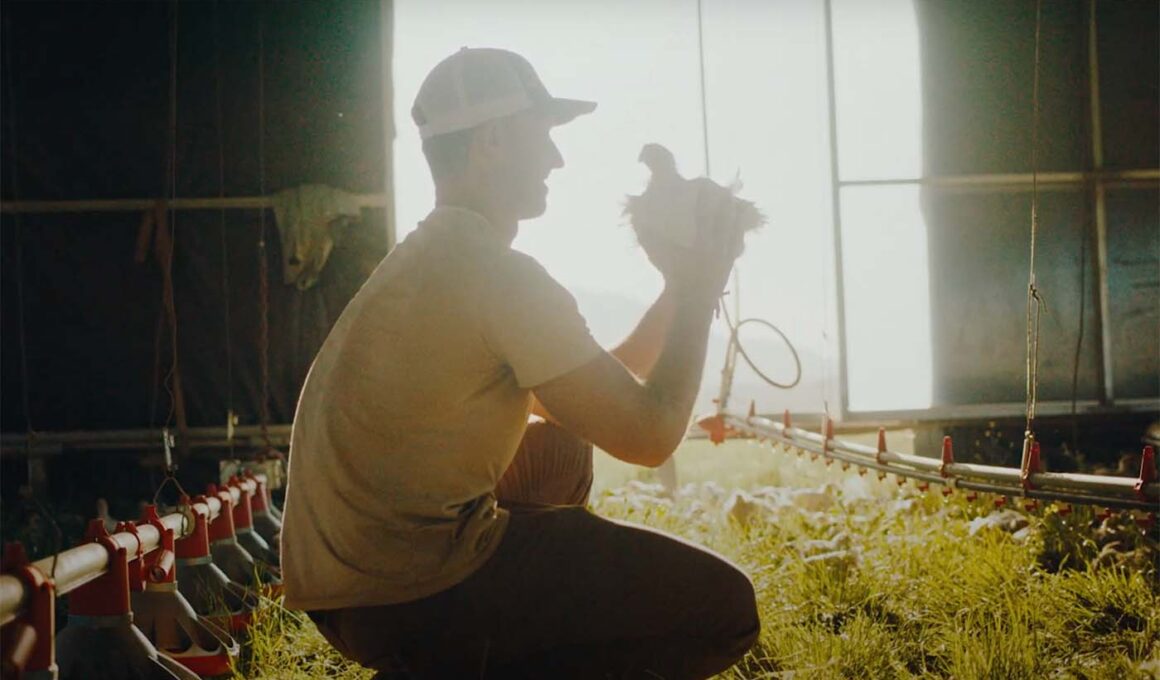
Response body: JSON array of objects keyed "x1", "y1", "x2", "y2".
[{"x1": 547, "y1": 139, "x2": 564, "y2": 170}]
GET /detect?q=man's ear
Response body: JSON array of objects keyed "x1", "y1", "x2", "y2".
[{"x1": 471, "y1": 121, "x2": 503, "y2": 164}]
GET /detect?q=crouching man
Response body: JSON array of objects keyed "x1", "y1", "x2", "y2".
[{"x1": 281, "y1": 47, "x2": 759, "y2": 679}]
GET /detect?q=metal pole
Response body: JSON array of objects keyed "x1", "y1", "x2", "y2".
[
  {"x1": 1088, "y1": 0, "x2": 1115, "y2": 405},
  {"x1": 0, "y1": 423, "x2": 292, "y2": 455},
  {"x1": 380, "y1": 0, "x2": 397, "y2": 251},
  {"x1": 0, "y1": 193, "x2": 387, "y2": 215},
  {"x1": 822, "y1": 0, "x2": 850, "y2": 419},
  {"x1": 838, "y1": 168, "x2": 1158, "y2": 191}
]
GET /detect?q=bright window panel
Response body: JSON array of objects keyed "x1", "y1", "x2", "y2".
[
  {"x1": 831, "y1": 0, "x2": 923, "y2": 182},
  {"x1": 840, "y1": 185, "x2": 932, "y2": 411},
  {"x1": 394, "y1": 0, "x2": 837, "y2": 416}
]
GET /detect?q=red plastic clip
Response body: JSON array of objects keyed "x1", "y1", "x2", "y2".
[
  {"x1": 175, "y1": 494, "x2": 212, "y2": 561},
  {"x1": 940, "y1": 436, "x2": 955, "y2": 477},
  {"x1": 207, "y1": 484, "x2": 238, "y2": 545},
  {"x1": 916, "y1": 481, "x2": 929, "y2": 492},
  {"x1": 1095, "y1": 507, "x2": 1113, "y2": 523},
  {"x1": 139, "y1": 505, "x2": 176, "y2": 584},
  {"x1": 994, "y1": 496, "x2": 1007, "y2": 508},
  {"x1": 229, "y1": 476, "x2": 256, "y2": 533},
  {"x1": 1056, "y1": 503, "x2": 1072, "y2": 517},
  {"x1": 696, "y1": 414, "x2": 727, "y2": 445},
  {"x1": 69, "y1": 520, "x2": 131, "y2": 618},
  {"x1": 1021, "y1": 441, "x2": 1042, "y2": 491},
  {"x1": 115, "y1": 521, "x2": 146, "y2": 592},
  {"x1": 1024, "y1": 500, "x2": 1039, "y2": 513},
  {"x1": 1, "y1": 542, "x2": 57, "y2": 677},
  {"x1": 965, "y1": 491, "x2": 978, "y2": 502},
  {"x1": 1135, "y1": 446, "x2": 1156, "y2": 502}
]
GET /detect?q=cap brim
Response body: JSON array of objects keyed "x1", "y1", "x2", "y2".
[{"x1": 544, "y1": 98, "x2": 597, "y2": 126}]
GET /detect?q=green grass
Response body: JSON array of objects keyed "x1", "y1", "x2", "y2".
[{"x1": 236, "y1": 438, "x2": 1160, "y2": 679}]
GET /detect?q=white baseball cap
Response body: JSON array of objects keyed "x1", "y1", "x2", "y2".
[{"x1": 411, "y1": 47, "x2": 596, "y2": 141}]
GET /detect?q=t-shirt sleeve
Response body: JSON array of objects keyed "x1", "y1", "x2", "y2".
[{"x1": 480, "y1": 251, "x2": 604, "y2": 388}]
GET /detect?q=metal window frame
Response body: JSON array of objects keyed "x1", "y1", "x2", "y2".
[{"x1": 822, "y1": 0, "x2": 1160, "y2": 422}]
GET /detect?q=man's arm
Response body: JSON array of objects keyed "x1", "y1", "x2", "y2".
[
  {"x1": 608, "y1": 286, "x2": 677, "y2": 379},
  {"x1": 531, "y1": 194, "x2": 741, "y2": 467},
  {"x1": 529, "y1": 286, "x2": 676, "y2": 421},
  {"x1": 532, "y1": 283, "x2": 717, "y2": 467}
]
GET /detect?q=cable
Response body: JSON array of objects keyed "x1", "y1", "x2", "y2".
[
  {"x1": 256, "y1": 8, "x2": 273, "y2": 449},
  {"x1": 213, "y1": 0, "x2": 236, "y2": 455},
  {"x1": 1024, "y1": 0, "x2": 1045, "y2": 439}
]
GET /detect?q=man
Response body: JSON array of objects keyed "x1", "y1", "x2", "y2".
[{"x1": 281, "y1": 47, "x2": 759, "y2": 679}]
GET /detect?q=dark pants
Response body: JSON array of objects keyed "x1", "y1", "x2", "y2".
[{"x1": 308, "y1": 421, "x2": 760, "y2": 679}]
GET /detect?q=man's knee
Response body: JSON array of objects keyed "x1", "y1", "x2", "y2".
[{"x1": 709, "y1": 560, "x2": 761, "y2": 657}]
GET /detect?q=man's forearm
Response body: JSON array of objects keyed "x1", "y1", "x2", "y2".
[
  {"x1": 609, "y1": 285, "x2": 677, "y2": 379},
  {"x1": 641, "y1": 290, "x2": 718, "y2": 457}
]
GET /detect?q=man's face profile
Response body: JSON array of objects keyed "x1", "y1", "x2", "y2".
[{"x1": 474, "y1": 110, "x2": 564, "y2": 221}]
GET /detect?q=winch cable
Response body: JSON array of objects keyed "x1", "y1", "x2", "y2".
[
  {"x1": 256, "y1": 10, "x2": 274, "y2": 451},
  {"x1": 1022, "y1": 0, "x2": 1047, "y2": 472},
  {"x1": 212, "y1": 0, "x2": 236, "y2": 456}
]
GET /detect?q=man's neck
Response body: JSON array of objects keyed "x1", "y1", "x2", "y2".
[{"x1": 435, "y1": 185, "x2": 518, "y2": 245}]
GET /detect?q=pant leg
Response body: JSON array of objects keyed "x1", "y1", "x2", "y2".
[
  {"x1": 494, "y1": 419, "x2": 593, "y2": 506},
  {"x1": 315, "y1": 504, "x2": 760, "y2": 680}
]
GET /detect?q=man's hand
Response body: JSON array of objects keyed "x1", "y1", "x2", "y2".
[{"x1": 639, "y1": 180, "x2": 745, "y2": 302}]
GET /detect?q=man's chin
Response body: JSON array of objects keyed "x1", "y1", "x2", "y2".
[{"x1": 518, "y1": 196, "x2": 548, "y2": 221}]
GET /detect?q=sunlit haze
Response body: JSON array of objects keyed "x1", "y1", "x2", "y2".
[{"x1": 393, "y1": 0, "x2": 932, "y2": 414}]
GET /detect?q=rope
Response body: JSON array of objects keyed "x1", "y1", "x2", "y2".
[
  {"x1": 213, "y1": 0, "x2": 236, "y2": 455},
  {"x1": 256, "y1": 10, "x2": 273, "y2": 449},
  {"x1": 1024, "y1": 0, "x2": 1045, "y2": 439}
]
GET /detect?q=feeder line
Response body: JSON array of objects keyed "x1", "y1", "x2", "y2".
[
  {"x1": 0, "y1": 475, "x2": 264, "y2": 627},
  {"x1": 719, "y1": 411, "x2": 1159, "y2": 512}
]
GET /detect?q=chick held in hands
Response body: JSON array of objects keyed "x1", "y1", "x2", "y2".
[{"x1": 624, "y1": 143, "x2": 766, "y2": 280}]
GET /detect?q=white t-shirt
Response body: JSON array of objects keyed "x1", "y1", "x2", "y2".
[{"x1": 281, "y1": 206, "x2": 603, "y2": 610}]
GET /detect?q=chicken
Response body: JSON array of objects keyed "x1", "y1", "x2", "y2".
[{"x1": 624, "y1": 143, "x2": 765, "y2": 254}]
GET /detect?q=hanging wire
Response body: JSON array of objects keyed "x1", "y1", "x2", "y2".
[
  {"x1": 157, "y1": 0, "x2": 182, "y2": 434},
  {"x1": 5, "y1": 13, "x2": 63, "y2": 577},
  {"x1": 256, "y1": 8, "x2": 273, "y2": 450},
  {"x1": 696, "y1": 0, "x2": 711, "y2": 178},
  {"x1": 1024, "y1": 0, "x2": 1046, "y2": 438},
  {"x1": 213, "y1": 0, "x2": 236, "y2": 455}
]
